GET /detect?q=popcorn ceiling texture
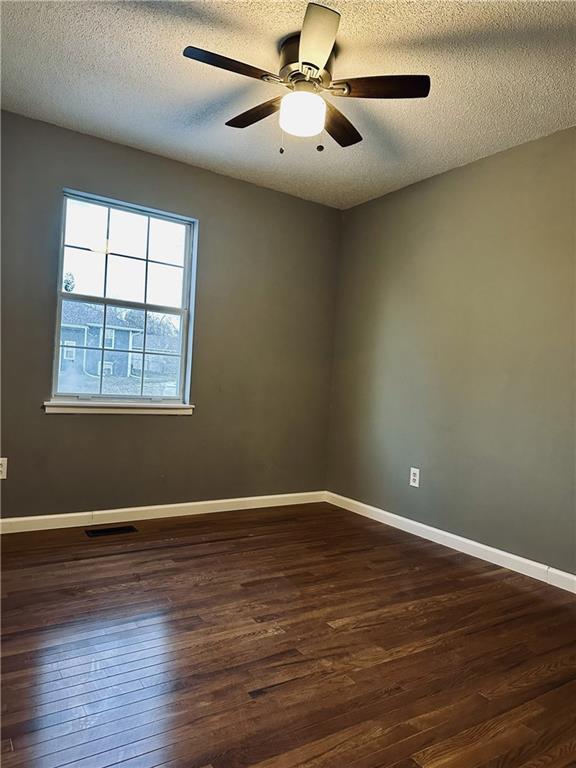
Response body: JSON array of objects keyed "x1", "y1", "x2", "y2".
[{"x1": 1, "y1": 1, "x2": 575, "y2": 209}]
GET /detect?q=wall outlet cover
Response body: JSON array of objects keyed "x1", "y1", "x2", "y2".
[
  {"x1": 410, "y1": 467, "x2": 420, "y2": 488},
  {"x1": 0, "y1": 458, "x2": 7, "y2": 480}
]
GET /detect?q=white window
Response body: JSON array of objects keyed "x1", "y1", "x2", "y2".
[
  {"x1": 104, "y1": 328, "x2": 115, "y2": 348},
  {"x1": 62, "y1": 341, "x2": 76, "y2": 361},
  {"x1": 50, "y1": 191, "x2": 197, "y2": 409}
]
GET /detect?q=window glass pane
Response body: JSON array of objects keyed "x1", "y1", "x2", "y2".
[
  {"x1": 61, "y1": 300, "x2": 104, "y2": 348},
  {"x1": 62, "y1": 247, "x2": 105, "y2": 298},
  {"x1": 148, "y1": 218, "x2": 186, "y2": 266},
  {"x1": 65, "y1": 199, "x2": 108, "y2": 252},
  {"x1": 57, "y1": 347, "x2": 101, "y2": 394},
  {"x1": 56, "y1": 196, "x2": 194, "y2": 404},
  {"x1": 145, "y1": 312, "x2": 181, "y2": 354},
  {"x1": 106, "y1": 254, "x2": 146, "y2": 303},
  {"x1": 108, "y1": 209, "x2": 148, "y2": 258},
  {"x1": 146, "y1": 263, "x2": 183, "y2": 308},
  {"x1": 143, "y1": 354, "x2": 180, "y2": 397},
  {"x1": 100, "y1": 351, "x2": 143, "y2": 395},
  {"x1": 105, "y1": 306, "x2": 145, "y2": 351}
]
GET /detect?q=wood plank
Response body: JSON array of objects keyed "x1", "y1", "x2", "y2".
[{"x1": 2, "y1": 503, "x2": 575, "y2": 768}]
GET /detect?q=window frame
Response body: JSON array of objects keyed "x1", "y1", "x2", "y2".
[{"x1": 48, "y1": 189, "x2": 198, "y2": 411}]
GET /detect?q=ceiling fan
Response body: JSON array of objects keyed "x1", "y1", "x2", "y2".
[{"x1": 183, "y1": 2, "x2": 430, "y2": 148}]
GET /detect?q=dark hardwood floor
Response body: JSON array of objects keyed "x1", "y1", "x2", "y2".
[{"x1": 2, "y1": 502, "x2": 576, "y2": 768}]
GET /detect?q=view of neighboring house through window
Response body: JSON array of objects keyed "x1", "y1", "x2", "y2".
[{"x1": 53, "y1": 192, "x2": 196, "y2": 402}]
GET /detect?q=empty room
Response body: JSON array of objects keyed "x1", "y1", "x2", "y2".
[{"x1": 1, "y1": 1, "x2": 575, "y2": 766}]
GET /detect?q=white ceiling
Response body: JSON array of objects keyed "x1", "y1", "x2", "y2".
[{"x1": 2, "y1": 1, "x2": 575, "y2": 209}]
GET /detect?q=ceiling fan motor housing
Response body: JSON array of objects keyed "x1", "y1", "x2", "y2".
[{"x1": 279, "y1": 34, "x2": 333, "y2": 89}]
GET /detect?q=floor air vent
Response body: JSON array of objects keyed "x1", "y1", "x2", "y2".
[{"x1": 85, "y1": 525, "x2": 138, "y2": 538}]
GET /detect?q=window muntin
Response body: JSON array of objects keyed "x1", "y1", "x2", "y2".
[{"x1": 53, "y1": 193, "x2": 195, "y2": 403}]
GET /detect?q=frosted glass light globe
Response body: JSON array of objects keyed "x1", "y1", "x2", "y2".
[{"x1": 279, "y1": 91, "x2": 326, "y2": 138}]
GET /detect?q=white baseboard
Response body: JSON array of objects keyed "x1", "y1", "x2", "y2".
[
  {"x1": 3, "y1": 489, "x2": 574, "y2": 596},
  {"x1": 548, "y1": 567, "x2": 576, "y2": 593},
  {"x1": 324, "y1": 492, "x2": 576, "y2": 595},
  {"x1": 0, "y1": 491, "x2": 325, "y2": 534}
]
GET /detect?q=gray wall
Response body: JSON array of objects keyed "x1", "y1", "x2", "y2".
[
  {"x1": 2, "y1": 112, "x2": 574, "y2": 574},
  {"x1": 1, "y1": 111, "x2": 339, "y2": 517},
  {"x1": 328, "y1": 128, "x2": 576, "y2": 572}
]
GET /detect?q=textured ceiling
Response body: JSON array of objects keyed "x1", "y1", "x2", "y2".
[{"x1": 1, "y1": 1, "x2": 575, "y2": 208}]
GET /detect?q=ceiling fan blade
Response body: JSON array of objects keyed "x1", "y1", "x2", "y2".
[
  {"x1": 225, "y1": 97, "x2": 283, "y2": 128},
  {"x1": 331, "y1": 75, "x2": 431, "y2": 99},
  {"x1": 183, "y1": 46, "x2": 278, "y2": 83},
  {"x1": 299, "y1": 3, "x2": 340, "y2": 72},
  {"x1": 324, "y1": 102, "x2": 362, "y2": 147}
]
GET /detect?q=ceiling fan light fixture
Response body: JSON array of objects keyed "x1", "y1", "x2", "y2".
[{"x1": 279, "y1": 91, "x2": 326, "y2": 137}]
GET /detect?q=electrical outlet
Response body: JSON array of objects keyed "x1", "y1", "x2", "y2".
[
  {"x1": 409, "y1": 467, "x2": 420, "y2": 488},
  {"x1": 0, "y1": 458, "x2": 7, "y2": 480}
]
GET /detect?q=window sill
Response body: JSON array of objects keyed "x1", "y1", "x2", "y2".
[{"x1": 44, "y1": 401, "x2": 195, "y2": 416}]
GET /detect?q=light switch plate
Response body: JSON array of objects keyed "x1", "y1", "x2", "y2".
[{"x1": 0, "y1": 458, "x2": 7, "y2": 480}]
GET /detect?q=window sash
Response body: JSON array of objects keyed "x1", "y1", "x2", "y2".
[{"x1": 51, "y1": 191, "x2": 197, "y2": 404}]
